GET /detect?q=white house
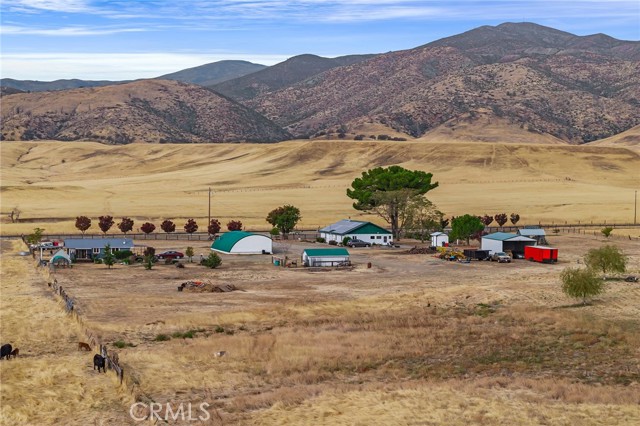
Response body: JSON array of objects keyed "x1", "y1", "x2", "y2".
[
  {"x1": 211, "y1": 231, "x2": 272, "y2": 254},
  {"x1": 481, "y1": 232, "x2": 536, "y2": 256},
  {"x1": 319, "y1": 220, "x2": 392, "y2": 244},
  {"x1": 302, "y1": 248, "x2": 350, "y2": 267},
  {"x1": 430, "y1": 231, "x2": 449, "y2": 247}
]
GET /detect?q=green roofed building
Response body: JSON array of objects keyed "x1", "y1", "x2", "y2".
[
  {"x1": 302, "y1": 248, "x2": 350, "y2": 267},
  {"x1": 211, "y1": 231, "x2": 272, "y2": 254},
  {"x1": 319, "y1": 219, "x2": 392, "y2": 245}
]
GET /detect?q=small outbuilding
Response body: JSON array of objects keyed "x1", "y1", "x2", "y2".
[
  {"x1": 481, "y1": 232, "x2": 536, "y2": 257},
  {"x1": 211, "y1": 231, "x2": 272, "y2": 255},
  {"x1": 319, "y1": 219, "x2": 392, "y2": 245},
  {"x1": 518, "y1": 227, "x2": 548, "y2": 244},
  {"x1": 64, "y1": 238, "x2": 134, "y2": 261},
  {"x1": 302, "y1": 248, "x2": 350, "y2": 267},
  {"x1": 50, "y1": 249, "x2": 72, "y2": 267},
  {"x1": 430, "y1": 231, "x2": 449, "y2": 247}
]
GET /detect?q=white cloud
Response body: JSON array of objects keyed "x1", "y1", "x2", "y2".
[
  {"x1": 0, "y1": 52, "x2": 290, "y2": 80},
  {"x1": 4, "y1": 0, "x2": 92, "y2": 13},
  {"x1": 1, "y1": 25, "x2": 146, "y2": 36}
]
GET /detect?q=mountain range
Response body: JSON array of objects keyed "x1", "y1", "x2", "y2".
[{"x1": 1, "y1": 22, "x2": 638, "y2": 144}]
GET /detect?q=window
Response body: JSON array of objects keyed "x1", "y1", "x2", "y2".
[
  {"x1": 112, "y1": 247, "x2": 120, "y2": 252},
  {"x1": 93, "y1": 248, "x2": 100, "y2": 254},
  {"x1": 371, "y1": 236, "x2": 376, "y2": 240}
]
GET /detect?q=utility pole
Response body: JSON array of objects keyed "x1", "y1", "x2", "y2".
[
  {"x1": 208, "y1": 187, "x2": 212, "y2": 227},
  {"x1": 635, "y1": 190, "x2": 637, "y2": 225}
]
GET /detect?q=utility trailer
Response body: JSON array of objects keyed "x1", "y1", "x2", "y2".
[
  {"x1": 524, "y1": 246, "x2": 558, "y2": 263},
  {"x1": 463, "y1": 249, "x2": 491, "y2": 261}
]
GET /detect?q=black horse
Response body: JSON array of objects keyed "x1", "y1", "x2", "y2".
[
  {"x1": 93, "y1": 354, "x2": 106, "y2": 373},
  {"x1": 0, "y1": 344, "x2": 12, "y2": 360}
]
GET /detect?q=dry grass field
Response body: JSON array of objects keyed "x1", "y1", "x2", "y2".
[
  {"x1": 1, "y1": 140, "x2": 639, "y2": 236},
  {"x1": 1, "y1": 139, "x2": 639, "y2": 424},
  {"x1": 2, "y1": 231, "x2": 638, "y2": 425}
]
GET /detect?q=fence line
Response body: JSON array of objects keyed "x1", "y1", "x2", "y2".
[{"x1": 26, "y1": 239, "x2": 150, "y2": 418}]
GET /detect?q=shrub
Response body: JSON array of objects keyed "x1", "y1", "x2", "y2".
[
  {"x1": 202, "y1": 252, "x2": 222, "y2": 269},
  {"x1": 342, "y1": 236, "x2": 351, "y2": 246},
  {"x1": 114, "y1": 250, "x2": 133, "y2": 260},
  {"x1": 215, "y1": 325, "x2": 225, "y2": 333},
  {"x1": 113, "y1": 340, "x2": 135, "y2": 348},
  {"x1": 154, "y1": 334, "x2": 171, "y2": 342},
  {"x1": 561, "y1": 267, "x2": 605, "y2": 305},
  {"x1": 316, "y1": 237, "x2": 326, "y2": 243},
  {"x1": 601, "y1": 227, "x2": 613, "y2": 238}
]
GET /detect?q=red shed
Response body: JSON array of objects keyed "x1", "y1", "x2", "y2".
[{"x1": 524, "y1": 246, "x2": 558, "y2": 263}]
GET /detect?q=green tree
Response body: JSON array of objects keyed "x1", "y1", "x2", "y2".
[
  {"x1": 346, "y1": 166, "x2": 438, "y2": 239},
  {"x1": 561, "y1": 267, "x2": 605, "y2": 305},
  {"x1": 601, "y1": 227, "x2": 613, "y2": 238},
  {"x1": 185, "y1": 247, "x2": 194, "y2": 263},
  {"x1": 584, "y1": 245, "x2": 627, "y2": 276},
  {"x1": 25, "y1": 227, "x2": 45, "y2": 246},
  {"x1": 450, "y1": 214, "x2": 485, "y2": 245},
  {"x1": 404, "y1": 198, "x2": 444, "y2": 242},
  {"x1": 143, "y1": 247, "x2": 155, "y2": 270},
  {"x1": 266, "y1": 205, "x2": 302, "y2": 238},
  {"x1": 202, "y1": 252, "x2": 222, "y2": 269},
  {"x1": 102, "y1": 244, "x2": 115, "y2": 269}
]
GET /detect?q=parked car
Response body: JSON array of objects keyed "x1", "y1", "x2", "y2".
[
  {"x1": 157, "y1": 250, "x2": 184, "y2": 260},
  {"x1": 491, "y1": 252, "x2": 511, "y2": 263},
  {"x1": 347, "y1": 238, "x2": 371, "y2": 248}
]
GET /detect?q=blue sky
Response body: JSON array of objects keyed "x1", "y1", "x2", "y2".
[{"x1": 1, "y1": 0, "x2": 639, "y2": 81}]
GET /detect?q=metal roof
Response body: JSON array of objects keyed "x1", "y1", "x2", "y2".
[
  {"x1": 431, "y1": 231, "x2": 447, "y2": 236},
  {"x1": 63, "y1": 238, "x2": 134, "y2": 249},
  {"x1": 518, "y1": 228, "x2": 546, "y2": 236},
  {"x1": 211, "y1": 231, "x2": 270, "y2": 253},
  {"x1": 319, "y1": 219, "x2": 390, "y2": 235},
  {"x1": 482, "y1": 232, "x2": 536, "y2": 242},
  {"x1": 303, "y1": 248, "x2": 350, "y2": 257}
]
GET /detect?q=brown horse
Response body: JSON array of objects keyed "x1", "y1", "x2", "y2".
[
  {"x1": 78, "y1": 342, "x2": 91, "y2": 351},
  {"x1": 10, "y1": 348, "x2": 19, "y2": 359}
]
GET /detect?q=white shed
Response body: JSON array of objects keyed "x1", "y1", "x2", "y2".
[
  {"x1": 302, "y1": 248, "x2": 350, "y2": 267},
  {"x1": 211, "y1": 231, "x2": 272, "y2": 254},
  {"x1": 430, "y1": 231, "x2": 449, "y2": 247}
]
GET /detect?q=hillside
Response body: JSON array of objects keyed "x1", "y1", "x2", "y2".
[
  {"x1": 588, "y1": 125, "x2": 640, "y2": 150},
  {"x1": 0, "y1": 78, "x2": 129, "y2": 92},
  {"x1": 0, "y1": 80, "x2": 290, "y2": 143},
  {"x1": 212, "y1": 54, "x2": 377, "y2": 101},
  {"x1": 248, "y1": 23, "x2": 640, "y2": 142},
  {"x1": 2, "y1": 140, "x2": 638, "y2": 235},
  {"x1": 157, "y1": 60, "x2": 267, "y2": 86}
]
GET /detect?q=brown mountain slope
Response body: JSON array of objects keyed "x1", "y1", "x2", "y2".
[
  {"x1": 588, "y1": 125, "x2": 640, "y2": 150},
  {"x1": 211, "y1": 54, "x2": 376, "y2": 101},
  {"x1": 248, "y1": 23, "x2": 640, "y2": 143},
  {"x1": 0, "y1": 79, "x2": 290, "y2": 143}
]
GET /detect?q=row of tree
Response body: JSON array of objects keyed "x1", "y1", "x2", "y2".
[
  {"x1": 73, "y1": 206, "x2": 303, "y2": 237},
  {"x1": 74, "y1": 216, "x2": 244, "y2": 236}
]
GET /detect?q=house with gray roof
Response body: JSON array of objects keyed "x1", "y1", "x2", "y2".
[
  {"x1": 64, "y1": 238, "x2": 134, "y2": 261},
  {"x1": 319, "y1": 219, "x2": 392, "y2": 245}
]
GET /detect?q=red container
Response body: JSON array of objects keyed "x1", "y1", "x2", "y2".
[{"x1": 524, "y1": 246, "x2": 558, "y2": 263}]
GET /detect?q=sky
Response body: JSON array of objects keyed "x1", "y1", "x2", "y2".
[{"x1": 1, "y1": 0, "x2": 639, "y2": 81}]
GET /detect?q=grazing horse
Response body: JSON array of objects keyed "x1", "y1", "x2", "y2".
[
  {"x1": 0, "y1": 344, "x2": 12, "y2": 360},
  {"x1": 10, "y1": 348, "x2": 19, "y2": 359},
  {"x1": 78, "y1": 342, "x2": 91, "y2": 351},
  {"x1": 93, "y1": 354, "x2": 106, "y2": 373}
]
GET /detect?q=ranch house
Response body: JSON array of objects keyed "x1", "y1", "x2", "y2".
[
  {"x1": 319, "y1": 219, "x2": 392, "y2": 245},
  {"x1": 211, "y1": 231, "x2": 272, "y2": 254},
  {"x1": 481, "y1": 232, "x2": 536, "y2": 257},
  {"x1": 64, "y1": 238, "x2": 134, "y2": 261}
]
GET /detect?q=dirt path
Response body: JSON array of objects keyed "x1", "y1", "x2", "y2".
[{"x1": 0, "y1": 240, "x2": 133, "y2": 425}]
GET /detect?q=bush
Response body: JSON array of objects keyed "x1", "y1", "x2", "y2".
[
  {"x1": 316, "y1": 237, "x2": 325, "y2": 243},
  {"x1": 584, "y1": 245, "x2": 627, "y2": 276},
  {"x1": 342, "y1": 236, "x2": 351, "y2": 246},
  {"x1": 328, "y1": 240, "x2": 338, "y2": 246},
  {"x1": 154, "y1": 334, "x2": 171, "y2": 342},
  {"x1": 202, "y1": 252, "x2": 222, "y2": 269},
  {"x1": 270, "y1": 227, "x2": 280, "y2": 236},
  {"x1": 114, "y1": 250, "x2": 133, "y2": 260},
  {"x1": 601, "y1": 227, "x2": 613, "y2": 238},
  {"x1": 561, "y1": 267, "x2": 605, "y2": 305},
  {"x1": 215, "y1": 325, "x2": 225, "y2": 333},
  {"x1": 113, "y1": 340, "x2": 135, "y2": 348}
]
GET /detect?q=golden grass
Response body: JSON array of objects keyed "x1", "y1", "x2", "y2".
[
  {"x1": 0, "y1": 241, "x2": 134, "y2": 426},
  {"x1": 1, "y1": 140, "x2": 639, "y2": 235}
]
